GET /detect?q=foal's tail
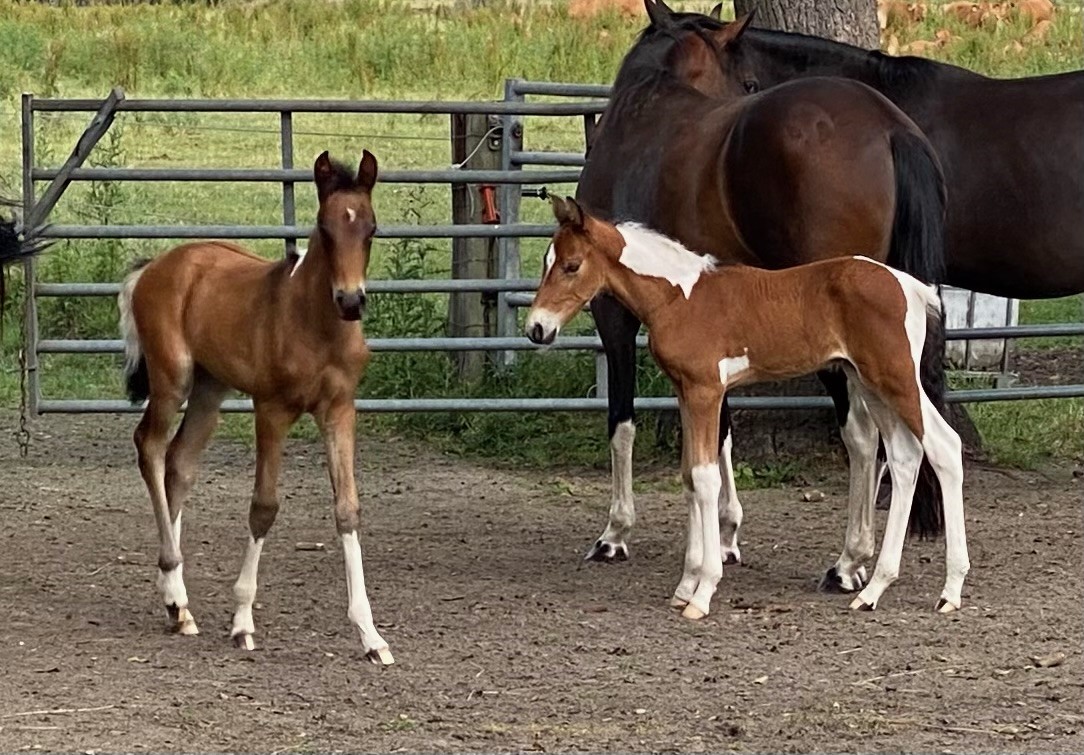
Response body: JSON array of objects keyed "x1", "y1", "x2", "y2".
[
  {"x1": 887, "y1": 129, "x2": 948, "y2": 540},
  {"x1": 118, "y1": 259, "x2": 152, "y2": 404}
]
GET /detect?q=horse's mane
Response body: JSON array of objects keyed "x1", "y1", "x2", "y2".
[
  {"x1": 739, "y1": 24, "x2": 945, "y2": 93},
  {"x1": 611, "y1": 13, "x2": 727, "y2": 97},
  {"x1": 321, "y1": 158, "x2": 362, "y2": 195}
]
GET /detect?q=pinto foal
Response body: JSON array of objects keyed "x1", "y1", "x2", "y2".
[
  {"x1": 118, "y1": 150, "x2": 393, "y2": 664},
  {"x1": 527, "y1": 197, "x2": 968, "y2": 619}
]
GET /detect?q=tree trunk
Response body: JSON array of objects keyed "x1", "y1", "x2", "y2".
[{"x1": 733, "y1": 0, "x2": 880, "y2": 48}]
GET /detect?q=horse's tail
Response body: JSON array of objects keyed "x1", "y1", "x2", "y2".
[
  {"x1": 1, "y1": 199, "x2": 49, "y2": 325},
  {"x1": 118, "y1": 259, "x2": 152, "y2": 404},
  {"x1": 887, "y1": 129, "x2": 948, "y2": 540}
]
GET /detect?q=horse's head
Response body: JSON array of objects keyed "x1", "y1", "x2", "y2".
[
  {"x1": 312, "y1": 150, "x2": 378, "y2": 321},
  {"x1": 617, "y1": 0, "x2": 760, "y2": 100},
  {"x1": 526, "y1": 196, "x2": 620, "y2": 346}
]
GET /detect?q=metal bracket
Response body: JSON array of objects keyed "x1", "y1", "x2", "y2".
[{"x1": 25, "y1": 86, "x2": 126, "y2": 232}]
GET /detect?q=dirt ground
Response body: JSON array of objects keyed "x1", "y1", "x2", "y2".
[{"x1": 1, "y1": 412, "x2": 1081, "y2": 753}]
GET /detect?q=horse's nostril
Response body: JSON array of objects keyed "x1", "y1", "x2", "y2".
[{"x1": 530, "y1": 323, "x2": 544, "y2": 343}]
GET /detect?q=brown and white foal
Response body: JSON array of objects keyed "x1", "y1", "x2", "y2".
[
  {"x1": 118, "y1": 150, "x2": 393, "y2": 664},
  {"x1": 527, "y1": 197, "x2": 968, "y2": 619}
]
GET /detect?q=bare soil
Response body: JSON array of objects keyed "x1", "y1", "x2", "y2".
[{"x1": 1, "y1": 413, "x2": 1082, "y2": 753}]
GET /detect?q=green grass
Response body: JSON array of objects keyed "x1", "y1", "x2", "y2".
[{"x1": 0, "y1": 0, "x2": 1081, "y2": 472}]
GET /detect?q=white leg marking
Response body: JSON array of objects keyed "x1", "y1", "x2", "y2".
[
  {"x1": 230, "y1": 536, "x2": 265, "y2": 648},
  {"x1": 671, "y1": 483, "x2": 702, "y2": 608},
  {"x1": 158, "y1": 564, "x2": 199, "y2": 635},
  {"x1": 718, "y1": 430, "x2": 743, "y2": 565},
  {"x1": 851, "y1": 407, "x2": 923, "y2": 611},
  {"x1": 920, "y1": 398, "x2": 969, "y2": 612},
  {"x1": 828, "y1": 383, "x2": 879, "y2": 592},
  {"x1": 591, "y1": 420, "x2": 636, "y2": 561},
  {"x1": 341, "y1": 531, "x2": 393, "y2": 665},
  {"x1": 683, "y1": 463, "x2": 724, "y2": 619}
]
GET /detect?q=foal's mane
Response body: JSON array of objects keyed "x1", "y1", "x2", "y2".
[{"x1": 319, "y1": 157, "x2": 364, "y2": 196}]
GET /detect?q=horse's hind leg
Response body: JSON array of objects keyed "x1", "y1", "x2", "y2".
[
  {"x1": 919, "y1": 396, "x2": 969, "y2": 612},
  {"x1": 164, "y1": 369, "x2": 228, "y2": 551},
  {"x1": 230, "y1": 402, "x2": 297, "y2": 650},
  {"x1": 134, "y1": 363, "x2": 193, "y2": 634},
  {"x1": 850, "y1": 394, "x2": 924, "y2": 612},
  {"x1": 821, "y1": 374, "x2": 882, "y2": 593},
  {"x1": 717, "y1": 413, "x2": 743, "y2": 566},
  {"x1": 585, "y1": 295, "x2": 641, "y2": 563}
]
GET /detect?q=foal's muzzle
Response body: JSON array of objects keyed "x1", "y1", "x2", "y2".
[
  {"x1": 526, "y1": 321, "x2": 556, "y2": 346},
  {"x1": 335, "y1": 288, "x2": 367, "y2": 321}
]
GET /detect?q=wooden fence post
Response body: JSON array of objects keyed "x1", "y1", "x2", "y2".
[{"x1": 448, "y1": 112, "x2": 500, "y2": 381}]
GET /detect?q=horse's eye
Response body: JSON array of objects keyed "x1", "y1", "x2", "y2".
[
  {"x1": 562, "y1": 261, "x2": 581, "y2": 275},
  {"x1": 743, "y1": 80, "x2": 760, "y2": 94}
]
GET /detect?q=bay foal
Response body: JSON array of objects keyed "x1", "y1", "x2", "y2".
[
  {"x1": 527, "y1": 197, "x2": 968, "y2": 619},
  {"x1": 118, "y1": 150, "x2": 393, "y2": 664}
]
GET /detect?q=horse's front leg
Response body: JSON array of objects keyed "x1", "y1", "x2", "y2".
[
  {"x1": 317, "y1": 398, "x2": 393, "y2": 665},
  {"x1": 585, "y1": 294, "x2": 642, "y2": 563},
  {"x1": 717, "y1": 399, "x2": 743, "y2": 566},
  {"x1": 676, "y1": 385, "x2": 726, "y2": 621}
]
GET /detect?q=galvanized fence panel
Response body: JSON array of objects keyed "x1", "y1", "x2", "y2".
[{"x1": 20, "y1": 83, "x2": 1084, "y2": 415}]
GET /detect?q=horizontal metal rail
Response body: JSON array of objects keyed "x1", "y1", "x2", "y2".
[
  {"x1": 36, "y1": 278, "x2": 541, "y2": 296},
  {"x1": 31, "y1": 167, "x2": 582, "y2": 185},
  {"x1": 39, "y1": 223, "x2": 557, "y2": 240},
  {"x1": 511, "y1": 81, "x2": 613, "y2": 98},
  {"x1": 510, "y1": 151, "x2": 586, "y2": 167},
  {"x1": 33, "y1": 384, "x2": 1084, "y2": 415},
  {"x1": 37, "y1": 336, "x2": 634, "y2": 354},
  {"x1": 31, "y1": 98, "x2": 609, "y2": 116}
]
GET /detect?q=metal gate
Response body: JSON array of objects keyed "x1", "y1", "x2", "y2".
[{"x1": 19, "y1": 80, "x2": 1084, "y2": 416}]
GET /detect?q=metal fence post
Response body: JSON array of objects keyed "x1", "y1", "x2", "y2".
[
  {"x1": 21, "y1": 93, "x2": 39, "y2": 417},
  {"x1": 280, "y1": 110, "x2": 296, "y2": 257},
  {"x1": 497, "y1": 79, "x2": 525, "y2": 368}
]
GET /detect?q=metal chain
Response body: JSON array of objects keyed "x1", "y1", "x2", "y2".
[{"x1": 17, "y1": 342, "x2": 30, "y2": 458}]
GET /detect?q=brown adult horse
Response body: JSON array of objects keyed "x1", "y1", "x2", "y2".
[
  {"x1": 696, "y1": 2, "x2": 1084, "y2": 299},
  {"x1": 528, "y1": 197, "x2": 968, "y2": 618},
  {"x1": 575, "y1": 0, "x2": 949, "y2": 596},
  {"x1": 118, "y1": 150, "x2": 394, "y2": 665}
]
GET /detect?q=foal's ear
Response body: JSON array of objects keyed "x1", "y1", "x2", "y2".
[
  {"x1": 644, "y1": 0, "x2": 673, "y2": 28},
  {"x1": 708, "y1": 2, "x2": 723, "y2": 20},
  {"x1": 716, "y1": 9, "x2": 755, "y2": 46},
  {"x1": 314, "y1": 150, "x2": 335, "y2": 199},
  {"x1": 551, "y1": 195, "x2": 585, "y2": 230},
  {"x1": 357, "y1": 149, "x2": 378, "y2": 192}
]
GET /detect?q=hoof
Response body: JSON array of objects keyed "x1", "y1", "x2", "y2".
[
  {"x1": 849, "y1": 596, "x2": 875, "y2": 611},
  {"x1": 232, "y1": 632, "x2": 256, "y2": 650},
  {"x1": 820, "y1": 565, "x2": 866, "y2": 593},
  {"x1": 722, "y1": 549, "x2": 741, "y2": 566},
  {"x1": 584, "y1": 539, "x2": 629, "y2": 563},
  {"x1": 681, "y1": 604, "x2": 707, "y2": 621},
  {"x1": 168, "y1": 605, "x2": 200, "y2": 635},
  {"x1": 669, "y1": 595, "x2": 690, "y2": 610},
  {"x1": 935, "y1": 597, "x2": 960, "y2": 614},
  {"x1": 367, "y1": 646, "x2": 395, "y2": 666}
]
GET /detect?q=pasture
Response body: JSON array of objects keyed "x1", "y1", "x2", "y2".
[{"x1": 0, "y1": 1, "x2": 1082, "y2": 751}]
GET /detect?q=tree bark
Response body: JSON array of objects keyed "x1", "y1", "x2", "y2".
[{"x1": 733, "y1": 0, "x2": 879, "y2": 48}]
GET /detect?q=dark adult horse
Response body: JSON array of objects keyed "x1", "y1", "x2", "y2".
[
  {"x1": 1, "y1": 196, "x2": 46, "y2": 315},
  {"x1": 574, "y1": 1, "x2": 949, "y2": 593},
  {"x1": 698, "y1": 3, "x2": 1084, "y2": 299}
]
